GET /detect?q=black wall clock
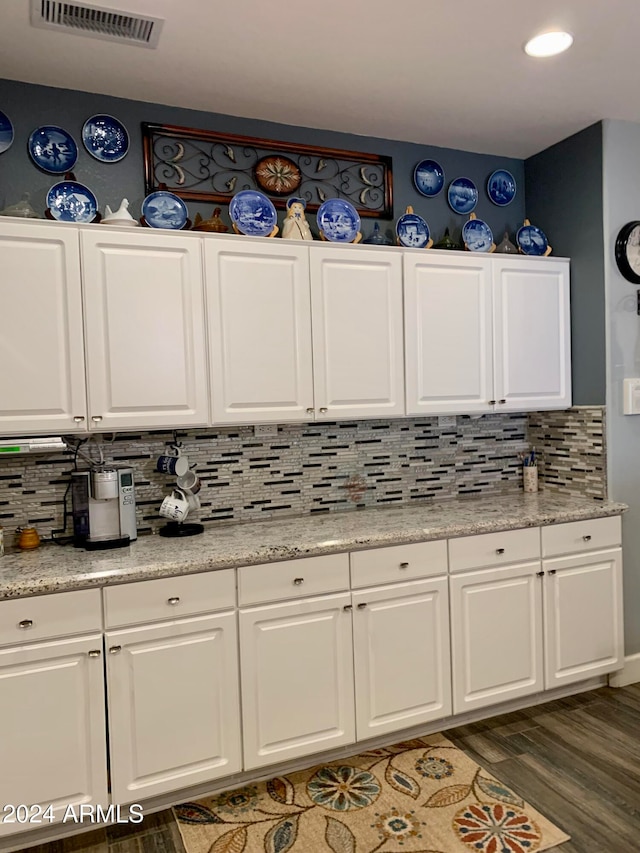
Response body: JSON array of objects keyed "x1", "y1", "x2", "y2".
[{"x1": 615, "y1": 221, "x2": 640, "y2": 283}]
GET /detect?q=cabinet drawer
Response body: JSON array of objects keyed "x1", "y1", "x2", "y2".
[
  {"x1": 449, "y1": 527, "x2": 540, "y2": 572},
  {"x1": 542, "y1": 515, "x2": 621, "y2": 558},
  {"x1": 103, "y1": 570, "x2": 235, "y2": 628},
  {"x1": 350, "y1": 540, "x2": 447, "y2": 588},
  {"x1": 0, "y1": 589, "x2": 102, "y2": 646},
  {"x1": 238, "y1": 554, "x2": 349, "y2": 606}
]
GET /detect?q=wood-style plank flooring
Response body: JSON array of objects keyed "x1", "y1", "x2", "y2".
[{"x1": 18, "y1": 683, "x2": 640, "y2": 853}]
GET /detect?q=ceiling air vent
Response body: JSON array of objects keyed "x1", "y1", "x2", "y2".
[{"x1": 30, "y1": 0, "x2": 164, "y2": 48}]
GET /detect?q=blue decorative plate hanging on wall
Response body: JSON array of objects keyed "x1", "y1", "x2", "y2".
[
  {"x1": 28, "y1": 126, "x2": 78, "y2": 173},
  {"x1": 0, "y1": 110, "x2": 14, "y2": 154}
]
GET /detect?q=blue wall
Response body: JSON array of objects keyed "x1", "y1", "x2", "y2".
[
  {"x1": 0, "y1": 78, "x2": 526, "y2": 243},
  {"x1": 524, "y1": 122, "x2": 606, "y2": 405}
]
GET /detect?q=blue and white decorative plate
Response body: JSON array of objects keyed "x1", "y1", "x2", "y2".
[
  {"x1": 462, "y1": 217, "x2": 494, "y2": 252},
  {"x1": 47, "y1": 181, "x2": 98, "y2": 223},
  {"x1": 0, "y1": 110, "x2": 14, "y2": 154},
  {"x1": 82, "y1": 114, "x2": 129, "y2": 163},
  {"x1": 28, "y1": 126, "x2": 78, "y2": 173},
  {"x1": 448, "y1": 177, "x2": 478, "y2": 215},
  {"x1": 229, "y1": 189, "x2": 277, "y2": 237},
  {"x1": 413, "y1": 159, "x2": 444, "y2": 197},
  {"x1": 396, "y1": 212, "x2": 430, "y2": 248},
  {"x1": 487, "y1": 169, "x2": 516, "y2": 206},
  {"x1": 516, "y1": 223, "x2": 549, "y2": 256},
  {"x1": 142, "y1": 191, "x2": 188, "y2": 230},
  {"x1": 317, "y1": 198, "x2": 361, "y2": 243}
]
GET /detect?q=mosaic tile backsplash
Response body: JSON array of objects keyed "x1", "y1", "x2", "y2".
[{"x1": 0, "y1": 408, "x2": 606, "y2": 544}]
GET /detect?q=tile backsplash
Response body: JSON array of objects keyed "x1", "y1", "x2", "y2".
[{"x1": 0, "y1": 407, "x2": 606, "y2": 545}]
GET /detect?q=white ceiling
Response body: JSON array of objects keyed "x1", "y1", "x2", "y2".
[{"x1": 0, "y1": 0, "x2": 638, "y2": 158}]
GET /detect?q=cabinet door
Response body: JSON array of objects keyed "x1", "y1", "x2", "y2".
[
  {"x1": 240, "y1": 592, "x2": 355, "y2": 769},
  {"x1": 0, "y1": 635, "x2": 107, "y2": 837},
  {"x1": 352, "y1": 578, "x2": 451, "y2": 740},
  {"x1": 544, "y1": 548, "x2": 623, "y2": 688},
  {"x1": 81, "y1": 230, "x2": 208, "y2": 430},
  {"x1": 493, "y1": 257, "x2": 571, "y2": 411},
  {"x1": 205, "y1": 238, "x2": 313, "y2": 423},
  {"x1": 404, "y1": 252, "x2": 493, "y2": 415},
  {"x1": 0, "y1": 221, "x2": 87, "y2": 435},
  {"x1": 450, "y1": 562, "x2": 543, "y2": 714},
  {"x1": 310, "y1": 246, "x2": 404, "y2": 419},
  {"x1": 106, "y1": 612, "x2": 241, "y2": 803}
]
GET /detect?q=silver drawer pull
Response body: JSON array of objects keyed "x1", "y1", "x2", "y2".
[
  {"x1": 343, "y1": 604, "x2": 353, "y2": 612},
  {"x1": 91, "y1": 415, "x2": 103, "y2": 422},
  {"x1": 73, "y1": 415, "x2": 85, "y2": 423},
  {"x1": 88, "y1": 649, "x2": 101, "y2": 658},
  {"x1": 496, "y1": 548, "x2": 505, "y2": 555},
  {"x1": 306, "y1": 407, "x2": 314, "y2": 415},
  {"x1": 18, "y1": 619, "x2": 33, "y2": 629},
  {"x1": 583, "y1": 535, "x2": 592, "y2": 541},
  {"x1": 357, "y1": 602, "x2": 367, "y2": 609},
  {"x1": 293, "y1": 577, "x2": 305, "y2": 585},
  {"x1": 167, "y1": 597, "x2": 180, "y2": 605},
  {"x1": 109, "y1": 645, "x2": 122, "y2": 654},
  {"x1": 536, "y1": 571, "x2": 545, "y2": 578},
  {"x1": 399, "y1": 562, "x2": 410, "y2": 569},
  {"x1": 319, "y1": 407, "x2": 328, "y2": 414},
  {"x1": 548, "y1": 569, "x2": 557, "y2": 576}
]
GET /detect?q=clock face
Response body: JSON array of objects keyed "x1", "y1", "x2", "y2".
[{"x1": 615, "y1": 221, "x2": 640, "y2": 284}]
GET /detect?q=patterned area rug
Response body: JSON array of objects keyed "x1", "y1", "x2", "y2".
[{"x1": 174, "y1": 734, "x2": 569, "y2": 853}]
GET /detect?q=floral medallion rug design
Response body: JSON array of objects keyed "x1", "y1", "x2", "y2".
[{"x1": 174, "y1": 734, "x2": 569, "y2": 853}]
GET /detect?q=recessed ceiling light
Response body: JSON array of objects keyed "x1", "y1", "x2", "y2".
[{"x1": 524, "y1": 31, "x2": 573, "y2": 58}]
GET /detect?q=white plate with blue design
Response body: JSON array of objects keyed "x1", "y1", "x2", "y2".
[
  {"x1": 516, "y1": 222, "x2": 548, "y2": 255},
  {"x1": 0, "y1": 110, "x2": 14, "y2": 154},
  {"x1": 487, "y1": 169, "x2": 516, "y2": 206},
  {"x1": 317, "y1": 198, "x2": 360, "y2": 242},
  {"x1": 396, "y1": 211, "x2": 430, "y2": 248},
  {"x1": 413, "y1": 159, "x2": 444, "y2": 197},
  {"x1": 142, "y1": 191, "x2": 188, "y2": 230},
  {"x1": 462, "y1": 217, "x2": 493, "y2": 252},
  {"x1": 82, "y1": 114, "x2": 129, "y2": 163},
  {"x1": 448, "y1": 177, "x2": 478, "y2": 214},
  {"x1": 230, "y1": 190, "x2": 277, "y2": 237},
  {"x1": 47, "y1": 180, "x2": 98, "y2": 223},
  {"x1": 28, "y1": 125, "x2": 78, "y2": 173}
]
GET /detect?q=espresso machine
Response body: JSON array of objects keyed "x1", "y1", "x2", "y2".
[{"x1": 71, "y1": 468, "x2": 137, "y2": 549}]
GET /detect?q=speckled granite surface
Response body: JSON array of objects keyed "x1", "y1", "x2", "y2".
[{"x1": 0, "y1": 493, "x2": 627, "y2": 600}]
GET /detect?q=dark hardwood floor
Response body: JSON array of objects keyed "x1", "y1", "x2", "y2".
[{"x1": 18, "y1": 683, "x2": 640, "y2": 852}]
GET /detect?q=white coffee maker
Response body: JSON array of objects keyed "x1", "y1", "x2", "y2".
[{"x1": 71, "y1": 468, "x2": 137, "y2": 549}]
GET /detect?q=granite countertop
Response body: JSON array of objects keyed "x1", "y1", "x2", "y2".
[{"x1": 0, "y1": 493, "x2": 627, "y2": 600}]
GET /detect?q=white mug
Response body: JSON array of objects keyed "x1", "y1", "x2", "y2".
[
  {"x1": 176, "y1": 469, "x2": 202, "y2": 495},
  {"x1": 159, "y1": 488, "x2": 190, "y2": 522}
]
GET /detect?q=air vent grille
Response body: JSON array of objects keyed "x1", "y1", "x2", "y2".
[{"x1": 30, "y1": 0, "x2": 164, "y2": 48}]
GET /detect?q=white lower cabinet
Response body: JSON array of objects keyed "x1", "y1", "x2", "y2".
[
  {"x1": 0, "y1": 634, "x2": 108, "y2": 837},
  {"x1": 450, "y1": 562, "x2": 544, "y2": 714},
  {"x1": 543, "y1": 547, "x2": 623, "y2": 688},
  {"x1": 106, "y1": 612, "x2": 242, "y2": 802},
  {"x1": 352, "y1": 577, "x2": 451, "y2": 740},
  {"x1": 239, "y1": 592, "x2": 355, "y2": 770}
]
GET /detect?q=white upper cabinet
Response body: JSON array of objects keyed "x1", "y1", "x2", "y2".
[
  {"x1": 404, "y1": 252, "x2": 493, "y2": 415},
  {"x1": 404, "y1": 252, "x2": 571, "y2": 416},
  {"x1": 493, "y1": 257, "x2": 571, "y2": 411},
  {"x1": 204, "y1": 238, "x2": 314, "y2": 423},
  {"x1": 0, "y1": 221, "x2": 87, "y2": 435},
  {"x1": 80, "y1": 230, "x2": 208, "y2": 431},
  {"x1": 310, "y1": 246, "x2": 405, "y2": 419}
]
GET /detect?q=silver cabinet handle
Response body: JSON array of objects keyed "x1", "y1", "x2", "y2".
[
  {"x1": 489, "y1": 400, "x2": 496, "y2": 405},
  {"x1": 399, "y1": 562, "x2": 410, "y2": 569},
  {"x1": 583, "y1": 535, "x2": 592, "y2": 541},
  {"x1": 91, "y1": 415, "x2": 103, "y2": 422},
  {"x1": 293, "y1": 577, "x2": 304, "y2": 585},
  {"x1": 167, "y1": 597, "x2": 180, "y2": 605},
  {"x1": 18, "y1": 619, "x2": 33, "y2": 629},
  {"x1": 88, "y1": 649, "x2": 102, "y2": 658},
  {"x1": 109, "y1": 645, "x2": 122, "y2": 654},
  {"x1": 319, "y1": 407, "x2": 328, "y2": 414},
  {"x1": 499, "y1": 399, "x2": 507, "y2": 404},
  {"x1": 73, "y1": 415, "x2": 85, "y2": 423},
  {"x1": 357, "y1": 602, "x2": 367, "y2": 609},
  {"x1": 343, "y1": 604, "x2": 353, "y2": 612},
  {"x1": 548, "y1": 569, "x2": 557, "y2": 576},
  {"x1": 306, "y1": 407, "x2": 314, "y2": 415},
  {"x1": 496, "y1": 548, "x2": 505, "y2": 555},
  {"x1": 536, "y1": 571, "x2": 545, "y2": 577}
]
